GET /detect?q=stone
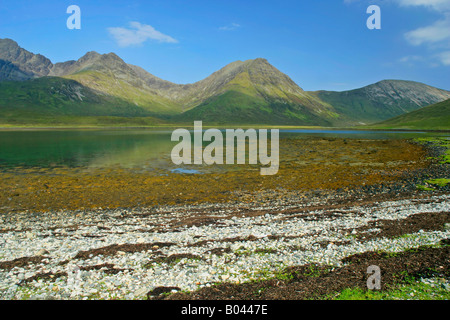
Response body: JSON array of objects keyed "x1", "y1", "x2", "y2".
[
  {"x1": 221, "y1": 274, "x2": 230, "y2": 281},
  {"x1": 134, "y1": 287, "x2": 148, "y2": 297},
  {"x1": 36, "y1": 249, "x2": 49, "y2": 256}
]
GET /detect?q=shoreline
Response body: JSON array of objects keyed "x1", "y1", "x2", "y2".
[
  {"x1": 0, "y1": 135, "x2": 448, "y2": 300},
  {"x1": 0, "y1": 190, "x2": 449, "y2": 300},
  {"x1": 0, "y1": 125, "x2": 449, "y2": 133}
]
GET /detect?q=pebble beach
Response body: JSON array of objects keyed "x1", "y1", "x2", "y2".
[{"x1": 1, "y1": 192, "x2": 449, "y2": 300}]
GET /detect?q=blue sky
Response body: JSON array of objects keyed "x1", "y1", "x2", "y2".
[{"x1": 1, "y1": 0, "x2": 449, "y2": 91}]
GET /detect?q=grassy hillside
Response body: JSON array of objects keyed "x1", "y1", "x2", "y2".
[
  {"x1": 0, "y1": 77, "x2": 165, "y2": 125},
  {"x1": 175, "y1": 90, "x2": 334, "y2": 125},
  {"x1": 369, "y1": 99, "x2": 450, "y2": 130},
  {"x1": 174, "y1": 60, "x2": 339, "y2": 126},
  {"x1": 64, "y1": 70, "x2": 181, "y2": 115},
  {"x1": 312, "y1": 80, "x2": 450, "y2": 125},
  {"x1": 0, "y1": 115, "x2": 167, "y2": 127}
]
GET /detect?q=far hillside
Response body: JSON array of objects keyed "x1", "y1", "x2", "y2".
[{"x1": 368, "y1": 98, "x2": 450, "y2": 130}]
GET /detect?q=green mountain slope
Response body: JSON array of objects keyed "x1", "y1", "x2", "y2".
[
  {"x1": 0, "y1": 39, "x2": 180, "y2": 116},
  {"x1": 370, "y1": 98, "x2": 450, "y2": 130},
  {"x1": 312, "y1": 80, "x2": 450, "y2": 125},
  {"x1": 54, "y1": 51, "x2": 182, "y2": 115},
  {"x1": 65, "y1": 69, "x2": 180, "y2": 115},
  {"x1": 0, "y1": 77, "x2": 164, "y2": 125},
  {"x1": 177, "y1": 90, "x2": 335, "y2": 125},
  {"x1": 174, "y1": 58, "x2": 339, "y2": 125}
]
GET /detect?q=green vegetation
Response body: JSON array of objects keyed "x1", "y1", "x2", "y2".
[
  {"x1": 313, "y1": 80, "x2": 449, "y2": 125},
  {"x1": 416, "y1": 184, "x2": 435, "y2": 191},
  {"x1": 417, "y1": 178, "x2": 450, "y2": 191},
  {"x1": 0, "y1": 114, "x2": 167, "y2": 127},
  {"x1": 174, "y1": 90, "x2": 332, "y2": 126},
  {"x1": 253, "y1": 248, "x2": 278, "y2": 255},
  {"x1": 268, "y1": 264, "x2": 331, "y2": 282},
  {"x1": 415, "y1": 137, "x2": 450, "y2": 163},
  {"x1": 330, "y1": 281, "x2": 450, "y2": 300},
  {"x1": 325, "y1": 244, "x2": 450, "y2": 300},
  {"x1": 0, "y1": 77, "x2": 163, "y2": 121},
  {"x1": 371, "y1": 98, "x2": 450, "y2": 130},
  {"x1": 65, "y1": 70, "x2": 181, "y2": 115},
  {"x1": 414, "y1": 137, "x2": 449, "y2": 191},
  {"x1": 426, "y1": 178, "x2": 450, "y2": 187}
]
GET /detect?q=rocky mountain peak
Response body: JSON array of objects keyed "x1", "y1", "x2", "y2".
[
  {"x1": 361, "y1": 79, "x2": 450, "y2": 108},
  {"x1": 0, "y1": 38, "x2": 19, "y2": 50},
  {"x1": 50, "y1": 51, "x2": 131, "y2": 77},
  {"x1": 0, "y1": 38, "x2": 53, "y2": 80},
  {"x1": 78, "y1": 51, "x2": 101, "y2": 63}
]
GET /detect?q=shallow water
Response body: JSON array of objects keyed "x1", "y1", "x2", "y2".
[
  {"x1": 0, "y1": 128, "x2": 448, "y2": 169},
  {"x1": 0, "y1": 136, "x2": 432, "y2": 212}
]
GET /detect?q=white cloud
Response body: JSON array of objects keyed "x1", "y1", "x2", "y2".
[
  {"x1": 219, "y1": 23, "x2": 241, "y2": 31},
  {"x1": 399, "y1": 55, "x2": 424, "y2": 62},
  {"x1": 405, "y1": 18, "x2": 450, "y2": 45},
  {"x1": 437, "y1": 51, "x2": 450, "y2": 65},
  {"x1": 396, "y1": 0, "x2": 450, "y2": 11},
  {"x1": 398, "y1": 55, "x2": 442, "y2": 67},
  {"x1": 108, "y1": 22, "x2": 178, "y2": 47},
  {"x1": 397, "y1": 0, "x2": 450, "y2": 66},
  {"x1": 343, "y1": 0, "x2": 450, "y2": 9},
  {"x1": 343, "y1": 0, "x2": 450, "y2": 66}
]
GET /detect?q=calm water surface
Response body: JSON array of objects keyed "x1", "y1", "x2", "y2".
[{"x1": 0, "y1": 129, "x2": 448, "y2": 169}]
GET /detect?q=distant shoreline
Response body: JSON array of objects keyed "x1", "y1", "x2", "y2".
[{"x1": 1, "y1": 125, "x2": 450, "y2": 132}]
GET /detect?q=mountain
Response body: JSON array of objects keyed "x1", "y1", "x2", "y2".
[
  {"x1": 370, "y1": 98, "x2": 450, "y2": 130},
  {"x1": 0, "y1": 76, "x2": 167, "y2": 127},
  {"x1": 1, "y1": 38, "x2": 450, "y2": 127},
  {"x1": 0, "y1": 39, "x2": 53, "y2": 80},
  {"x1": 311, "y1": 80, "x2": 450, "y2": 125},
  {"x1": 171, "y1": 58, "x2": 340, "y2": 125},
  {"x1": 0, "y1": 39, "x2": 340, "y2": 125},
  {"x1": 118, "y1": 57, "x2": 340, "y2": 125},
  {"x1": 50, "y1": 51, "x2": 181, "y2": 115},
  {"x1": 0, "y1": 39, "x2": 180, "y2": 115}
]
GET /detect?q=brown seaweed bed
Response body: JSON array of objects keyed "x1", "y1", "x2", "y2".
[{"x1": 0, "y1": 137, "x2": 431, "y2": 213}]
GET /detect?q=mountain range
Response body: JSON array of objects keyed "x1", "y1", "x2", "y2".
[{"x1": 1, "y1": 38, "x2": 450, "y2": 127}]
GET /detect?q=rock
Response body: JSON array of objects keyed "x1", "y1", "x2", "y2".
[
  {"x1": 134, "y1": 287, "x2": 148, "y2": 297},
  {"x1": 36, "y1": 249, "x2": 49, "y2": 256},
  {"x1": 221, "y1": 274, "x2": 230, "y2": 281},
  {"x1": 147, "y1": 286, "x2": 180, "y2": 297}
]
